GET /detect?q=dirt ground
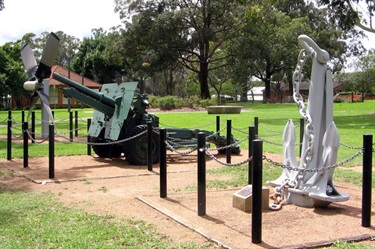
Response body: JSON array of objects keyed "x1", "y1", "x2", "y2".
[{"x1": 1, "y1": 151, "x2": 375, "y2": 249}]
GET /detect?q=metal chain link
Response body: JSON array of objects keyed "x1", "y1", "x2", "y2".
[
  {"x1": 159, "y1": 120, "x2": 216, "y2": 130},
  {"x1": 26, "y1": 130, "x2": 50, "y2": 144},
  {"x1": 259, "y1": 123, "x2": 284, "y2": 134},
  {"x1": 54, "y1": 129, "x2": 147, "y2": 145},
  {"x1": 165, "y1": 140, "x2": 197, "y2": 155},
  {"x1": 0, "y1": 117, "x2": 8, "y2": 124},
  {"x1": 263, "y1": 150, "x2": 363, "y2": 173},
  {"x1": 207, "y1": 136, "x2": 247, "y2": 152},
  {"x1": 292, "y1": 49, "x2": 314, "y2": 178},
  {"x1": 231, "y1": 126, "x2": 250, "y2": 135},
  {"x1": 340, "y1": 142, "x2": 363, "y2": 150},
  {"x1": 205, "y1": 148, "x2": 252, "y2": 167}
]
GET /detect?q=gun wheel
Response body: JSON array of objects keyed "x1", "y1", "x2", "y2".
[
  {"x1": 90, "y1": 132, "x2": 122, "y2": 158},
  {"x1": 124, "y1": 125, "x2": 160, "y2": 165}
]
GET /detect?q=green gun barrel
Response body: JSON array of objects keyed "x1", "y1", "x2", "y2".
[{"x1": 52, "y1": 73, "x2": 116, "y2": 109}]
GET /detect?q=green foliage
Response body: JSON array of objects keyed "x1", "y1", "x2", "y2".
[
  {"x1": 334, "y1": 92, "x2": 365, "y2": 103},
  {"x1": 156, "y1": 96, "x2": 185, "y2": 110},
  {"x1": 317, "y1": 0, "x2": 375, "y2": 33},
  {"x1": 71, "y1": 29, "x2": 124, "y2": 83},
  {"x1": 0, "y1": 42, "x2": 28, "y2": 108},
  {"x1": 148, "y1": 95, "x2": 216, "y2": 109},
  {"x1": 184, "y1": 96, "x2": 200, "y2": 108},
  {"x1": 194, "y1": 98, "x2": 217, "y2": 108},
  {"x1": 114, "y1": 0, "x2": 246, "y2": 99}
]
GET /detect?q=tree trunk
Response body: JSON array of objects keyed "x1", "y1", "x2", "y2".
[
  {"x1": 165, "y1": 68, "x2": 174, "y2": 95},
  {"x1": 138, "y1": 79, "x2": 145, "y2": 94},
  {"x1": 264, "y1": 71, "x2": 272, "y2": 99},
  {"x1": 199, "y1": 62, "x2": 210, "y2": 99}
]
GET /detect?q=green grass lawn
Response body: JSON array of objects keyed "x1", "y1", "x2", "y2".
[
  {"x1": 0, "y1": 185, "x2": 205, "y2": 249},
  {"x1": 1, "y1": 101, "x2": 373, "y2": 165}
]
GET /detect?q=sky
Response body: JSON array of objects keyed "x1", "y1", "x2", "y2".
[
  {"x1": 0, "y1": 1, "x2": 373, "y2": 50},
  {"x1": 0, "y1": 0, "x2": 122, "y2": 45}
]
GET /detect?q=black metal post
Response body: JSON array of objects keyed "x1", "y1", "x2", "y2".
[
  {"x1": 75, "y1": 110, "x2": 78, "y2": 137},
  {"x1": 248, "y1": 126, "x2": 256, "y2": 184},
  {"x1": 147, "y1": 122, "x2": 153, "y2": 171},
  {"x1": 69, "y1": 111, "x2": 73, "y2": 141},
  {"x1": 216, "y1": 116, "x2": 220, "y2": 136},
  {"x1": 23, "y1": 122, "x2": 28, "y2": 168},
  {"x1": 226, "y1": 119, "x2": 232, "y2": 164},
  {"x1": 49, "y1": 124, "x2": 55, "y2": 179},
  {"x1": 254, "y1": 117, "x2": 259, "y2": 138},
  {"x1": 31, "y1": 111, "x2": 35, "y2": 144},
  {"x1": 160, "y1": 129, "x2": 167, "y2": 198},
  {"x1": 7, "y1": 111, "x2": 12, "y2": 160},
  {"x1": 21, "y1": 110, "x2": 25, "y2": 123},
  {"x1": 299, "y1": 118, "x2": 304, "y2": 157},
  {"x1": 252, "y1": 139, "x2": 263, "y2": 244},
  {"x1": 87, "y1": 119, "x2": 92, "y2": 155},
  {"x1": 198, "y1": 132, "x2": 206, "y2": 216},
  {"x1": 362, "y1": 134, "x2": 373, "y2": 227}
]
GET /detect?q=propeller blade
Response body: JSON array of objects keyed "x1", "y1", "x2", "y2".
[
  {"x1": 20, "y1": 44, "x2": 38, "y2": 80},
  {"x1": 37, "y1": 89, "x2": 54, "y2": 123},
  {"x1": 27, "y1": 92, "x2": 40, "y2": 119},
  {"x1": 35, "y1": 32, "x2": 60, "y2": 80}
]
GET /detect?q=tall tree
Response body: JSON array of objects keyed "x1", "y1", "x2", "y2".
[
  {"x1": 353, "y1": 51, "x2": 375, "y2": 93},
  {"x1": 231, "y1": 0, "x2": 364, "y2": 99},
  {"x1": 0, "y1": 0, "x2": 4, "y2": 11},
  {"x1": 71, "y1": 29, "x2": 124, "y2": 83},
  {"x1": 232, "y1": 3, "x2": 312, "y2": 99},
  {"x1": 114, "y1": 0, "x2": 245, "y2": 99},
  {"x1": 317, "y1": 0, "x2": 375, "y2": 33},
  {"x1": 34, "y1": 31, "x2": 80, "y2": 68},
  {"x1": 0, "y1": 42, "x2": 29, "y2": 108}
]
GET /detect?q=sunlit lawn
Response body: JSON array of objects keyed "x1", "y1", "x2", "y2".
[{"x1": 0, "y1": 101, "x2": 374, "y2": 167}]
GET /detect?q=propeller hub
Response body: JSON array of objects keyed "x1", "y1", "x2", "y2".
[{"x1": 23, "y1": 80, "x2": 42, "y2": 91}]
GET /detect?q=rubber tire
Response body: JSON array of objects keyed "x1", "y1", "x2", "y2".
[
  {"x1": 124, "y1": 125, "x2": 160, "y2": 165},
  {"x1": 90, "y1": 135, "x2": 123, "y2": 158}
]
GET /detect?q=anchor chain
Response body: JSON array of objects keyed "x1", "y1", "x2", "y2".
[
  {"x1": 292, "y1": 49, "x2": 314, "y2": 184},
  {"x1": 269, "y1": 48, "x2": 316, "y2": 210}
]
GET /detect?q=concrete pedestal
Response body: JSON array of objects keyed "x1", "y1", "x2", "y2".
[{"x1": 232, "y1": 185, "x2": 269, "y2": 213}]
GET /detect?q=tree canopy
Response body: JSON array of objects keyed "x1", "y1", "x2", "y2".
[
  {"x1": 0, "y1": 42, "x2": 28, "y2": 108},
  {"x1": 0, "y1": 0, "x2": 373, "y2": 108},
  {"x1": 114, "y1": 0, "x2": 246, "y2": 99},
  {"x1": 317, "y1": 0, "x2": 375, "y2": 33}
]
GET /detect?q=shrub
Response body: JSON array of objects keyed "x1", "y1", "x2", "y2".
[
  {"x1": 147, "y1": 95, "x2": 159, "y2": 108},
  {"x1": 184, "y1": 95, "x2": 200, "y2": 108},
  {"x1": 195, "y1": 98, "x2": 217, "y2": 107},
  {"x1": 157, "y1": 96, "x2": 185, "y2": 110},
  {"x1": 333, "y1": 96, "x2": 348, "y2": 103}
]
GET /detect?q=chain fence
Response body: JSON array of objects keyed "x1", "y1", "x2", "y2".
[{"x1": 2, "y1": 112, "x2": 373, "y2": 174}]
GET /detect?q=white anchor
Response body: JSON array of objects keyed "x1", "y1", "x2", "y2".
[{"x1": 268, "y1": 35, "x2": 349, "y2": 208}]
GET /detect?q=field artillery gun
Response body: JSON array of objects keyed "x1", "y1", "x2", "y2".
[
  {"x1": 21, "y1": 32, "x2": 240, "y2": 165},
  {"x1": 52, "y1": 73, "x2": 240, "y2": 165}
]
